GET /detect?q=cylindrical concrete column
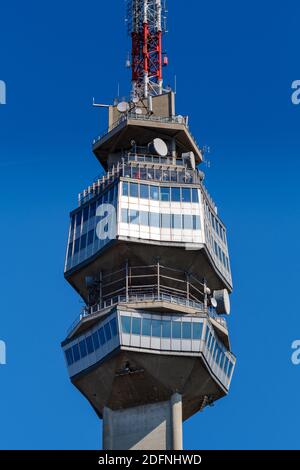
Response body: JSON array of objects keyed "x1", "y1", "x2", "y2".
[
  {"x1": 103, "y1": 407, "x2": 113, "y2": 450},
  {"x1": 171, "y1": 393, "x2": 183, "y2": 450}
]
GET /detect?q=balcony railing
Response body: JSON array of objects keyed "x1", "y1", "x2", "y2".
[
  {"x1": 92, "y1": 113, "x2": 189, "y2": 146},
  {"x1": 78, "y1": 158, "x2": 204, "y2": 205},
  {"x1": 66, "y1": 262, "x2": 228, "y2": 334}
]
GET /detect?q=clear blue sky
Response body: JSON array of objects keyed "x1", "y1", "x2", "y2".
[{"x1": 0, "y1": 0, "x2": 299, "y2": 450}]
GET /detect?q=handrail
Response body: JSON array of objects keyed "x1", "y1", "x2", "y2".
[
  {"x1": 78, "y1": 160, "x2": 203, "y2": 205},
  {"x1": 92, "y1": 113, "x2": 189, "y2": 146},
  {"x1": 66, "y1": 292, "x2": 227, "y2": 335}
]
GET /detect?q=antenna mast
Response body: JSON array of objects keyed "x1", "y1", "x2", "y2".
[{"x1": 126, "y1": 0, "x2": 168, "y2": 99}]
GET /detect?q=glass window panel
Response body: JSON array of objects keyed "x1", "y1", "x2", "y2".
[
  {"x1": 152, "y1": 320, "x2": 161, "y2": 337},
  {"x1": 65, "y1": 348, "x2": 73, "y2": 366},
  {"x1": 96, "y1": 196, "x2": 102, "y2": 208},
  {"x1": 162, "y1": 170, "x2": 170, "y2": 181},
  {"x1": 122, "y1": 181, "x2": 129, "y2": 196},
  {"x1": 79, "y1": 340, "x2": 87, "y2": 358},
  {"x1": 161, "y1": 213, "x2": 171, "y2": 229},
  {"x1": 150, "y1": 186, "x2": 159, "y2": 200},
  {"x1": 87, "y1": 229, "x2": 94, "y2": 245},
  {"x1": 92, "y1": 331, "x2": 100, "y2": 350},
  {"x1": 171, "y1": 187, "x2": 181, "y2": 202},
  {"x1": 121, "y1": 316, "x2": 131, "y2": 334},
  {"x1": 210, "y1": 338, "x2": 215, "y2": 353},
  {"x1": 228, "y1": 361, "x2": 234, "y2": 378},
  {"x1": 104, "y1": 323, "x2": 112, "y2": 341},
  {"x1": 98, "y1": 328, "x2": 106, "y2": 345},
  {"x1": 172, "y1": 214, "x2": 182, "y2": 229},
  {"x1": 108, "y1": 188, "x2": 114, "y2": 203},
  {"x1": 140, "y1": 211, "x2": 149, "y2": 226},
  {"x1": 183, "y1": 215, "x2": 193, "y2": 230},
  {"x1": 90, "y1": 202, "x2": 96, "y2": 218},
  {"x1": 140, "y1": 168, "x2": 147, "y2": 179},
  {"x1": 182, "y1": 322, "x2": 192, "y2": 339},
  {"x1": 74, "y1": 238, "x2": 80, "y2": 254},
  {"x1": 72, "y1": 344, "x2": 80, "y2": 362},
  {"x1": 76, "y1": 211, "x2": 82, "y2": 227},
  {"x1": 80, "y1": 234, "x2": 87, "y2": 251},
  {"x1": 172, "y1": 321, "x2": 181, "y2": 339},
  {"x1": 205, "y1": 326, "x2": 210, "y2": 342},
  {"x1": 150, "y1": 212, "x2": 160, "y2": 228},
  {"x1": 214, "y1": 241, "x2": 218, "y2": 256},
  {"x1": 83, "y1": 206, "x2": 89, "y2": 222},
  {"x1": 182, "y1": 188, "x2": 191, "y2": 203},
  {"x1": 142, "y1": 318, "x2": 151, "y2": 336},
  {"x1": 192, "y1": 189, "x2": 199, "y2": 203},
  {"x1": 219, "y1": 353, "x2": 225, "y2": 370},
  {"x1": 70, "y1": 214, "x2": 75, "y2": 231},
  {"x1": 160, "y1": 187, "x2": 170, "y2": 202},
  {"x1": 162, "y1": 320, "x2": 171, "y2": 338},
  {"x1": 110, "y1": 318, "x2": 118, "y2": 337},
  {"x1": 215, "y1": 346, "x2": 220, "y2": 363},
  {"x1": 67, "y1": 242, "x2": 73, "y2": 259},
  {"x1": 140, "y1": 184, "x2": 149, "y2": 199},
  {"x1": 192, "y1": 322, "x2": 203, "y2": 340},
  {"x1": 132, "y1": 167, "x2": 140, "y2": 179},
  {"x1": 86, "y1": 336, "x2": 94, "y2": 354},
  {"x1": 154, "y1": 168, "x2": 161, "y2": 180},
  {"x1": 132, "y1": 317, "x2": 141, "y2": 336},
  {"x1": 147, "y1": 168, "x2": 154, "y2": 180},
  {"x1": 130, "y1": 183, "x2": 139, "y2": 198},
  {"x1": 103, "y1": 192, "x2": 108, "y2": 203},
  {"x1": 122, "y1": 209, "x2": 129, "y2": 224},
  {"x1": 129, "y1": 210, "x2": 139, "y2": 225},
  {"x1": 193, "y1": 216, "x2": 201, "y2": 230}
]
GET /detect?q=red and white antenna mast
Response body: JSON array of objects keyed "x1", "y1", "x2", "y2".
[{"x1": 126, "y1": 0, "x2": 168, "y2": 99}]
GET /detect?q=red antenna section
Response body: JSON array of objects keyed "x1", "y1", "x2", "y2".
[{"x1": 126, "y1": 0, "x2": 168, "y2": 99}]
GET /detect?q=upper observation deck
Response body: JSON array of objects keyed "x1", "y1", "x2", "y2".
[{"x1": 92, "y1": 92, "x2": 203, "y2": 170}]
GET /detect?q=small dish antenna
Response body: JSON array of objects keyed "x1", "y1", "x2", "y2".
[
  {"x1": 117, "y1": 101, "x2": 130, "y2": 113},
  {"x1": 210, "y1": 297, "x2": 218, "y2": 309},
  {"x1": 149, "y1": 138, "x2": 168, "y2": 157},
  {"x1": 213, "y1": 289, "x2": 231, "y2": 315},
  {"x1": 134, "y1": 107, "x2": 143, "y2": 115},
  {"x1": 132, "y1": 96, "x2": 139, "y2": 104}
]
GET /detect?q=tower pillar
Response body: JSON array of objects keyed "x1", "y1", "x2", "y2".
[
  {"x1": 171, "y1": 393, "x2": 183, "y2": 450},
  {"x1": 102, "y1": 395, "x2": 183, "y2": 450}
]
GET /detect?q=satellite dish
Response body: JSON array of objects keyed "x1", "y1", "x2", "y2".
[
  {"x1": 117, "y1": 101, "x2": 130, "y2": 113},
  {"x1": 132, "y1": 96, "x2": 139, "y2": 104},
  {"x1": 134, "y1": 107, "x2": 143, "y2": 115},
  {"x1": 149, "y1": 138, "x2": 168, "y2": 157},
  {"x1": 210, "y1": 298, "x2": 218, "y2": 309},
  {"x1": 213, "y1": 289, "x2": 231, "y2": 315}
]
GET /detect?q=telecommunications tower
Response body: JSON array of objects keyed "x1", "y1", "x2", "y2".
[{"x1": 62, "y1": 0, "x2": 235, "y2": 450}]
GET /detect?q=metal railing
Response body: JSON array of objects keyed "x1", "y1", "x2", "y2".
[
  {"x1": 92, "y1": 113, "x2": 189, "y2": 146},
  {"x1": 78, "y1": 158, "x2": 203, "y2": 205},
  {"x1": 66, "y1": 261, "x2": 228, "y2": 334},
  {"x1": 67, "y1": 294, "x2": 227, "y2": 335}
]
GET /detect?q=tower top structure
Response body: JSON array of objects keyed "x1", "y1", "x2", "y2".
[{"x1": 126, "y1": 0, "x2": 168, "y2": 99}]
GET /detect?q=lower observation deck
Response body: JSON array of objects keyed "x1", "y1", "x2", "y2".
[{"x1": 62, "y1": 309, "x2": 235, "y2": 393}]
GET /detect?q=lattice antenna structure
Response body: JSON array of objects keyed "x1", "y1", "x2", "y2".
[{"x1": 125, "y1": 0, "x2": 168, "y2": 99}]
